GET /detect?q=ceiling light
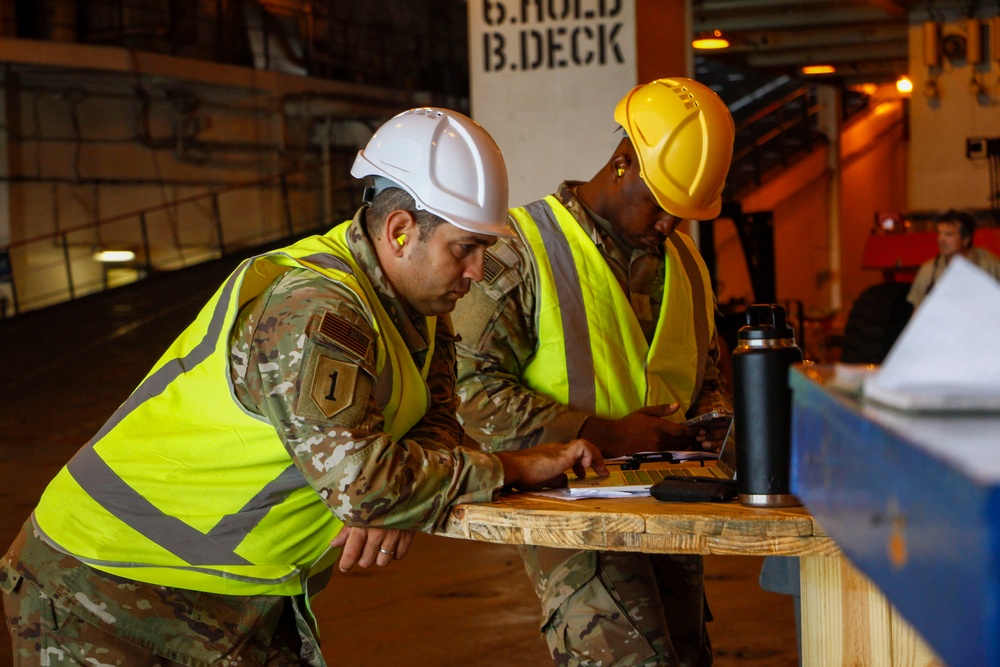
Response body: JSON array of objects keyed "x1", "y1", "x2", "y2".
[
  {"x1": 93, "y1": 250, "x2": 136, "y2": 263},
  {"x1": 692, "y1": 30, "x2": 729, "y2": 50},
  {"x1": 896, "y1": 75, "x2": 913, "y2": 94},
  {"x1": 801, "y1": 65, "x2": 836, "y2": 75}
]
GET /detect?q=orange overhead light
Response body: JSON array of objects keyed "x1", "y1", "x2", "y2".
[
  {"x1": 896, "y1": 75, "x2": 913, "y2": 94},
  {"x1": 801, "y1": 65, "x2": 836, "y2": 75},
  {"x1": 692, "y1": 30, "x2": 729, "y2": 50}
]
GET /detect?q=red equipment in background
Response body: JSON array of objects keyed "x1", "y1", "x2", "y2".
[{"x1": 861, "y1": 210, "x2": 1000, "y2": 282}]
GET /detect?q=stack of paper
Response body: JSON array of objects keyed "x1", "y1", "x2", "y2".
[{"x1": 863, "y1": 257, "x2": 1000, "y2": 411}]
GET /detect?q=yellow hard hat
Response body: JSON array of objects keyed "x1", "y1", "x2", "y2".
[{"x1": 614, "y1": 78, "x2": 735, "y2": 220}]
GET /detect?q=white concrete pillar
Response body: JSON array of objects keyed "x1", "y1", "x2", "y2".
[{"x1": 817, "y1": 85, "x2": 843, "y2": 312}]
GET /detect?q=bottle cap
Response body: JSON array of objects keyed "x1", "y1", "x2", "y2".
[{"x1": 737, "y1": 304, "x2": 795, "y2": 341}]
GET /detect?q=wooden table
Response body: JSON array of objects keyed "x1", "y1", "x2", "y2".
[{"x1": 439, "y1": 492, "x2": 943, "y2": 666}]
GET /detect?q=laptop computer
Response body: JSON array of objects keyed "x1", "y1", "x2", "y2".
[{"x1": 567, "y1": 417, "x2": 737, "y2": 497}]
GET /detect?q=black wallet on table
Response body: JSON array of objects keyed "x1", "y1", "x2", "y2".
[{"x1": 650, "y1": 477, "x2": 737, "y2": 502}]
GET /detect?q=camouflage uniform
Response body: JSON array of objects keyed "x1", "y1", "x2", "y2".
[
  {"x1": 453, "y1": 183, "x2": 732, "y2": 667},
  {"x1": 2, "y1": 211, "x2": 504, "y2": 666}
]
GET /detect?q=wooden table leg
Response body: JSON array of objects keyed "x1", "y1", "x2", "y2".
[{"x1": 799, "y1": 556, "x2": 944, "y2": 666}]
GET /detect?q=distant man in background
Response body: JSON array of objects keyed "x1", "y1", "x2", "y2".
[
  {"x1": 908, "y1": 209, "x2": 1000, "y2": 308},
  {"x1": 453, "y1": 78, "x2": 736, "y2": 666}
]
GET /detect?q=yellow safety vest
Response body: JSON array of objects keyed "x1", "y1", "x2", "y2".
[
  {"x1": 511, "y1": 196, "x2": 715, "y2": 421},
  {"x1": 33, "y1": 222, "x2": 433, "y2": 596}
]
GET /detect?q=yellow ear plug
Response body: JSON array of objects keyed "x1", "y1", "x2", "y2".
[
  {"x1": 616, "y1": 167, "x2": 625, "y2": 177},
  {"x1": 396, "y1": 234, "x2": 406, "y2": 246}
]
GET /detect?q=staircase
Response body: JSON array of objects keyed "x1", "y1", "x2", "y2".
[{"x1": 696, "y1": 56, "x2": 870, "y2": 202}]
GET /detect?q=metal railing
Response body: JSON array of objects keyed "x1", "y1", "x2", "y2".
[
  {"x1": 1, "y1": 0, "x2": 469, "y2": 104},
  {"x1": 724, "y1": 84, "x2": 874, "y2": 200},
  {"x1": 0, "y1": 163, "x2": 363, "y2": 318},
  {"x1": 726, "y1": 87, "x2": 823, "y2": 198}
]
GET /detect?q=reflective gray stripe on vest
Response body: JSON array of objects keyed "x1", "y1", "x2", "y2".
[
  {"x1": 64, "y1": 257, "x2": 309, "y2": 568},
  {"x1": 524, "y1": 199, "x2": 596, "y2": 413},
  {"x1": 300, "y1": 252, "x2": 353, "y2": 274},
  {"x1": 208, "y1": 463, "x2": 307, "y2": 552},
  {"x1": 668, "y1": 237, "x2": 710, "y2": 394},
  {"x1": 32, "y1": 513, "x2": 300, "y2": 586}
]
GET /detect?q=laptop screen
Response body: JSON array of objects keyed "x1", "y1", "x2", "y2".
[
  {"x1": 566, "y1": 415, "x2": 737, "y2": 496},
  {"x1": 715, "y1": 418, "x2": 737, "y2": 479}
]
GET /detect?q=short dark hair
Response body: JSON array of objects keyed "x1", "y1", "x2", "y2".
[
  {"x1": 936, "y1": 209, "x2": 976, "y2": 241},
  {"x1": 365, "y1": 187, "x2": 446, "y2": 241}
]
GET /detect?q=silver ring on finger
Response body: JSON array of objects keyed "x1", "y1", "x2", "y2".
[{"x1": 379, "y1": 547, "x2": 394, "y2": 556}]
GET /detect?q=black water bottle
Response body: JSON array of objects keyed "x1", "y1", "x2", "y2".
[{"x1": 732, "y1": 304, "x2": 803, "y2": 508}]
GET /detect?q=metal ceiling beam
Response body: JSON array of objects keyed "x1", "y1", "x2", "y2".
[
  {"x1": 697, "y1": 0, "x2": 910, "y2": 14},
  {"x1": 858, "y1": 0, "x2": 909, "y2": 19},
  {"x1": 724, "y1": 24, "x2": 908, "y2": 53},
  {"x1": 693, "y1": 6, "x2": 898, "y2": 31},
  {"x1": 831, "y1": 58, "x2": 909, "y2": 75},
  {"x1": 694, "y1": 0, "x2": 915, "y2": 85},
  {"x1": 745, "y1": 41, "x2": 909, "y2": 67}
]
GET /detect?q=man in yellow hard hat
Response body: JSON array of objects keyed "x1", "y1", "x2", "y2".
[
  {"x1": 453, "y1": 79, "x2": 736, "y2": 666},
  {"x1": 1, "y1": 108, "x2": 606, "y2": 666}
]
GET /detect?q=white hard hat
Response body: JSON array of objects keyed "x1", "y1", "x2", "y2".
[{"x1": 351, "y1": 108, "x2": 513, "y2": 237}]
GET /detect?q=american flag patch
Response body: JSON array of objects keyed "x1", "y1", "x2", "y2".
[
  {"x1": 319, "y1": 311, "x2": 372, "y2": 360},
  {"x1": 482, "y1": 252, "x2": 505, "y2": 284}
]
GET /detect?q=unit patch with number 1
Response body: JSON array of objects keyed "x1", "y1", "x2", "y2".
[
  {"x1": 295, "y1": 310, "x2": 374, "y2": 423},
  {"x1": 307, "y1": 353, "x2": 358, "y2": 419}
]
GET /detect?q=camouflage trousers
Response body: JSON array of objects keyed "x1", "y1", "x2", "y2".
[
  {"x1": 2, "y1": 521, "x2": 321, "y2": 667},
  {"x1": 519, "y1": 546, "x2": 711, "y2": 667}
]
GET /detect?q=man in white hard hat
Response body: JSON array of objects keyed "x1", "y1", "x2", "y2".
[
  {"x1": 454, "y1": 79, "x2": 736, "y2": 666},
  {"x1": 1, "y1": 108, "x2": 606, "y2": 666}
]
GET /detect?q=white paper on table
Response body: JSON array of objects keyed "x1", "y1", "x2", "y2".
[
  {"x1": 863, "y1": 256, "x2": 1000, "y2": 411},
  {"x1": 527, "y1": 487, "x2": 650, "y2": 500}
]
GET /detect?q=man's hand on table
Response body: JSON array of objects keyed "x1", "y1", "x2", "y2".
[
  {"x1": 580, "y1": 403, "x2": 702, "y2": 457},
  {"x1": 332, "y1": 527, "x2": 416, "y2": 572},
  {"x1": 496, "y1": 439, "x2": 608, "y2": 491},
  {"x1": 692, "y1": 418, "x2": 730, "y2": 453}
]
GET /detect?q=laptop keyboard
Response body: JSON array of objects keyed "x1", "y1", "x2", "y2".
[
  {"x1": 619, "y1": 466, "x2": 726, "y2": 485},
  {"x1": 665, "y1": 467, "x2": 726, "y2": 478}
]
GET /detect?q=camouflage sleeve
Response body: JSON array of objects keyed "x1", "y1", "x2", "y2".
[
  {"x1": 230, "y1": 268, "x2": 503, "y2": 531},
  {"x1": 452, "y1": 241, "x2": 591, "y2": 453},
  {"x1": 689, "y1": 329, "x2": 734, "y2": 418},
  {"x1": 403, "y1": 314, "x2": 464, "y2": 450}
]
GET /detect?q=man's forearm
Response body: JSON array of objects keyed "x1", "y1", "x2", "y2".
[{"x1": 457, "y1": 371, "x2": 590, "y2": 451}]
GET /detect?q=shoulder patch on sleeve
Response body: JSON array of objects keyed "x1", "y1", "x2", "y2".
[
  {"x1": 296, "y1": 343, "x2": 371, "y2": 424},
  {"x1": 482, "y1": 251, "x2": 506, "y2": 285},
  {"x1": 309, "y1": 354, "x2": 358, "y2": 418},
  {"x1": 314, "y1": 310, "x2": 374, "y2": 366},
  {"x1": 477, "y1": 241, "x2": 524, "y2": 299},
  {"x1": 320, "y1": 311, "x2": 372, "y2": 357}
]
